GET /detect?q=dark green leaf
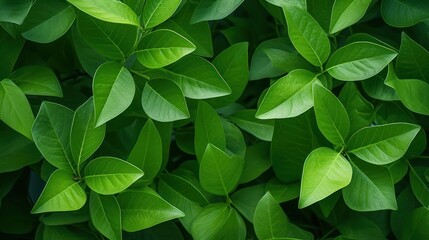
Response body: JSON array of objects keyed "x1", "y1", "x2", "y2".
[
  {"x1": 396, "y1": 32, "x2": 429, "y2": 82},
  {"x1": 0, "y1": 28, "x2": 24, "y2": 78},
  {"x1": 231, "y1": 184, "x2": 266, "y2": 222},
  {"x1": 381, "y1": 0, "x2": 429, "y2": 27},
  {"x1": 409, "y1": 165, "x2": 429, "y2": 208},
  {"x1": 239, "y1": 142, "x2": 271, "y2": 183},
  {"x1": 9, "y1": 65, "x2": 62, "y2": 97},
  {"x1": 191, "y1": 0, "x2": 244, "y2": 23},
  {"x1": 0, "y1": 0, "x2": 32, "y2": 24}
]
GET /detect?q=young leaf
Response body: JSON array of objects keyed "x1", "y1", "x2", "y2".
[
  {"x1": 136, "y1": 29, "x2": 196, "y2": 69},
  {"x1": 346, "y1": 123, "x2": 421, "y2": 165},
  {"x1": 256, "y1": 69, "x2": 318, "y2": 119},
  {"x1": 191, "y1": 203, "x2": 246, "y2": 240},
  {"x1": 142, "y1": 0, "x2": 182, "y2": 29},
  {"x1": 70, "y1": 98, "x2": 106, "y2": 170},
  {"x1": 326, "y1": 41, "x2": 397, "y2": 81},
  {"x1": 230, "y1": 110, "x2": 274, "y2": 141},
  {"x1": 329, "y1": 0, "x2": 372, "y2": 34},
  {"x1": 20, "y1": 0, "x2": 76, "y2": 43},
  {"x1": 93, "y1": 62, "x2": 135, "y2": 127},
  {"x1": 32, "y1": 169, "x2": 86, "y2": 214},
  {"x1": 191, "y1": 0, "x2": 244, "y2": 23},
  {"x1": 381, "y1": 0, "x2": 429, "y2": 27},
  {"x1": 128, "y1": 119, "x2": 163, "y2": 183},
  {"x1": 141, "y1": 79, "x2": 190, "y2": 122},
  {"x1": 283, "y1": 6, "x2": 330, "y2": 66},
  {"x1": 0, "y1": 79, "x2": 34, "y2": 140},
  {"x1": 299, "y1": 147, "x2": 352, "y2": 208},
  {"x1": 199, "y1": 144, "x2": 244, "y2": 196},
  {"x1": 145, "y1": 55, "x2": 231, "y2": 99},
  {"x1": 89, "y1": 192, "x2": 122, "y2": 240},
  {"x1": 68, "y1": 0, "x2": 139, "y2": 26},
  {"x1": 117, "y1": 188, "x2": 185, "y2": 231},
  {"x1": 32, "y1": 102, "x2": 74, "y2": 172},
  {"x1": 194, "y1": 101, "x2": 226, "y2": 162},
  {"x1": 84, "y1": 157, "x2": 143, "y2": 195},
  {"x1": 313, "y1": 83, "x2": 350, "y2": 145},
  {"x1": 9, "y1": 65, "x2": 62, "y2": 97},
  {"x1": 0, "y1": 0, "x2": 32, "y2": 24},
  {"x1": 342, "y1": 159, "x2": 397, "y2": 211},
  {"x1": 396, "y1": 32, "x2": 429, "y2": 82}
]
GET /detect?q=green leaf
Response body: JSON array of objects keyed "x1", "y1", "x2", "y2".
[
  {"x1": 145, "y1": 55, "x2": 231, "y2": 99},
  {"x1": 40, "y1": 208, "x2": 89, "y2": 226},
  {"x1": 142, "y1": 0, "x2": 182, "y2": 29},
  {"x1": 77, "y1": 12, "x2": 138, "y2": 59},
  {"x1": 337, "y1": 215, "x2": 386, "y2": 240},
  {"x1": 32, "y1": 169, "x2": 86, "y2": 214},
  {"x1": 222, "y1": 118, "x2": 246, "y2": 158},
  {"x1": 70, "y1": 98, "x2": 106, "y2": 170},
  {"x1": 239, "y1": 142, "x2": 271, "y2": 183},
  {"x1": 329, "y1": 0, "x2": 372, "y2": 34},
  {"x1": 346, "y1": 123, "x2": 421, "y2": 165},
  {"x1": 299, "y1": 147, "x2": 352, "y2": 208},
  {"x1": 42, "y1": 225, "x2": 95, "y2": 240},
  {"x1": 84, "y1": 157, "x2": 143, "y2": 195},
  {"x1": 401, "y1": 208, "x2": 429, "y2": 240},
  {"x1": 254, "y1": 192, "x2": 289, "y2": 239},
  {"x1": 199, "y1": 144, "x2": 244, "y2": 196},
  {"x1": 231, "y1": 184, "x2": 266, "y2": 222},
  {"x1": 128, "y1": 119, "x2": 163, "y2": 183},
  {"x1": 191, "y1": 203, "x2": 246, "y2": 240},
  {"x1": 20, "y1": 0, "x2": 76, "y2": 43},
  {"x1": 362, "y1": 70, "x2": 399, "y2": 101},
  {"x1": 93, "y1": 62, "x2": 135, "y2": 127},
  {"x1": 191, "y1": 0, "x2": 244, "y2": 23},
  {"x1": 313, "y1": 83, "x2": 350, "y2": 145},
  {"x1": 256, "y1": 69, "x2": 318, "y2": 119},
  {"x1": 194, "y1": 101, "x2": 226, "y2": 161},
  {"x1": 136, "y1": 29, "x2": 195, "y2": 69},
  {"x1": 0, "y1": 79, "x2": 34, "y2": 140},
  {"x1": 409, "y1": 165, "x2": 429, "y2": 208},
  {"x1": 32, "y1": 102, "x2": 74, "y2": 172},
  {"x1": 117, "y1": 188, "x2": 185, "y2": 231},
  {"x1": 342, "y1": 159, "x2": 397, "y2": 211},
  {"x1": 266, "y1": 0, "x2": 306, "y2": 9},
  {"x1": 326, "y1": 41, "x2": 397, "y2": 81},
  {"x1": 381, "y1": 0, "x2": 429, "y2": 27},
  {"x1": 266, "y1": 178, "x2": 300, "y2": 203},
  {"x1": 89, "y1": 192, "x2": 122, "y2": 240},
  {"x1": 385, "y1": 64, "x2": 429, "y2": 116},
  {"x1": 9, "y1": 65, "x2": 62, "y2": 97},
  {"x1": 283, "y1": 6, "x2": 330, "y2": 66},
  {"x1": 0, "y1": 28, "x2": 24, "y2": 79},
  {"x1": 141, "y1": 79, "x2": 190, "y2": 122},
  {"x1": 68, "y1": 0, "x2": 139, "y2": 26},
  {"x1": 0, "y1": 0, "x2": 32, "y2": 24},
  {"x1": 396, "y1": 32, "x2": 429, "y2": 82},
  {"x1": 230, "y1": 110, "x2": 274, "y2": 141}
]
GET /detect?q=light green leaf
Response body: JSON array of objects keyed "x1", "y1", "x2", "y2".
[
  {"x1": 299, "y1": 147, "x2": 352, "y2": 208},
  {"x1": 199, "y1": 144, "x2": 244, "y2": 196},
  {"x1": 32, "y1": 169, "x2": 86, "y2": 214},
  {"x1": 68, "y1": 0, "x2": 139, "y2": 26},
  {"x1": 346, "y1": 123, "x2": 421, "y2": 165},
  {"x1": 93, "y1": 62, "x2": 135, "y2": 127},
  {"x1": 32, "y1": 102, "x2": 74, "y2": 172},
  {"x1": 142, "y1": 79, "x2": 189, "y2": 122},
  {"x1": 342, "y1": 159, "x2": 397, "y2": 211},
  {"x1": 329, "y1": 0, "x2": 372, "y2": 34},
  {"x1": 145, "y1": 55, "x2": 231, "y2": 99},
  {"x1": 230, "y1": 110, "x2": 274, "y2": 141},
  {"x1": 84, "y1": 157, "x2": 143, "y2": 195},
  {"x1": 20, "y1": 0, "x2": 75, "y2": 43},
  {"x1": 283, "y1": 6, "x2": 330, "y2": 66},
  {"x1": 77, "y1": 12, "x2": 138, "y2": 59},
  {"x1": 9, "y1": 65, "x2": 62, "y2": 97},
  {"x1": 326, "y1": 41, "x2": 397, "y2": 81},
  {"x1": 136, "y1": 29, "x2": 195, "y2": 69},
  {"x1": 256, "y1": 69, "x2": 318, "y2": 119},
  {"x1": 117, "y1": 187, "x2": 185, "y2": 231},
  {"x1": 89, "y1": 192, "x2": 122, "y2": 240},
  {"x1": 128, "y1": 119, "x2": 163, "y2": 183},
  {"x1": 142, "y1": 0, "x2": 182, "y2": 29},
  {"x1": 254, "y1": 192, "x2": 289, "y2": 239},
  {"x1": 194, "y1": 101, "x2": 226, "y2": 162},
  {"x1": 191, "y1": 203, "x2": 246, "y2": 240},
  {"x1": 396, "y1": 32, "x2": 429, "y2": 82},
  {"x1": 70, "y1": 98, "x2": 106, "y2": 170},
  {"x1": 191, "y1": 0, "x2": 244, "y2": 23},
  {"x1": 0, "y1": 0, "x2": 32, "y2": 24},
  {"x1": 0, "y1": 79, "x2": 34, "y2": 140},
  {"x1": 381, "y1": 0, "x2": 429, "y2": 27},
  {"x1": 313, "y1": 83, "x2": 350, "y2": 145}
]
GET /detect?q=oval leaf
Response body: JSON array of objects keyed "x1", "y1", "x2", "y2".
[
  {"x1": 346, "y1": 123, "x2": 421, "y2": 165},
  {"x1": 299, "y1": 147, "x2": 352, "y2": 208},
  {"x1": 137, "y1": 29, "x2": 195, "y2": 69},
  {"x1": 326, "y1": 41, "x2": 397, "y2": 81},
  {"x1": 329, "y1": 0, "x2": 372, "y2": 34},
  {"x1": 89, "y1": 192, "x2": 121, "y2": 240},
  {"x1": 84, "y1": 157, "x2": 143, "y2": 195},
  {"x1": 9, "y1": 65, "x2": 62, "y2": 97},
  {"x1": 142, "y1": 0, "x2": 182, "y2": 29},
  {"x1": 93, "y1": 62, "x2": 135, "y2": 127},
  {"x1": 32, "y1": 169, "x2": 86, "y2": 214}
]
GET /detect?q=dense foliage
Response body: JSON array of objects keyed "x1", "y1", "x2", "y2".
[{"x1": 1, "y1": 0, "x2": 429, "y2": 239}]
